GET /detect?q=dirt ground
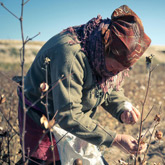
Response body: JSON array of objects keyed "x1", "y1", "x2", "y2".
[{"x1": 0, "y1": 41, "x2": 164, "y2": 164}]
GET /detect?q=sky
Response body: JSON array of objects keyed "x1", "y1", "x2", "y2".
[{"x1": 0, "y1": 0, "x2": 165, "y2": 45}]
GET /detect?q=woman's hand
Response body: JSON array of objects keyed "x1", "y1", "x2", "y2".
[
  {"x1": 112, "y1": 134, "x2": 147, "y2": 155},
  {"x1": 121, "y1": 102, "x2": 140, "y2": 124}
]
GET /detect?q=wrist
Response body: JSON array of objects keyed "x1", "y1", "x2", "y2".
[{"x1": 112, "y1": 134, "x2": 121, "y2": 146}]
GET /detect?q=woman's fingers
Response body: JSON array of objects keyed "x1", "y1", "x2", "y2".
[
  {"x1": 121, "y1": 111, "x2": 127, "y2": 123},
  {"x1": 139, "y1": 143, "x2": 147, "y2": 154},
  {"x1": 130, "y1": 140, "x2": 147, "y2": 154},
  {"x1": 113, "y1": 134, "x2": 147, "y2": 155},
  {"x1": 121, "y1": 106, "x2": 141, "y2": 124},
  {"x1": 130, "y1": 106, "x2": 141, "y2": 124},
  {"x1": 121, "y1": 111, "x2": 136, "y2": 124},
  {"x1": 130, "y1": 110, "x2": 138, "y2": 123},
  {"x1": 132, "y1": 106, "x2": 140, "y2": 119},
  {"x1": 131, "y1": 140, "x2": 147, "y2": 154}
]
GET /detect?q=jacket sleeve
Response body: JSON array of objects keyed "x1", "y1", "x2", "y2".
[
  {"x1": 50, "y1": 49, "x2": 116, "y2": 148},
  {"x1": 101, "y1": 80, "x2": 130, "y2": 123}
]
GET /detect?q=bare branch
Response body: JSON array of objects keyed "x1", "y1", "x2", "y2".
[
  {"x1": 135, "y1": 65, "x2": 158, "y2": 164},
  {"x1": 158, "y1": 105, "x2": 162, "y2": 114},
  {"x1": 1, "y1": 1, "x2": 40, "y2": 163},
  {"x1": 142, "y1": 124, "x2": 154, "y2": 141},
  {"x1": 44, "y1": 59, "x2": 56, "y2": 165},
  {"x1": 0, "y1": 2, "x2": 19, "y2": 20},
  {"x1": 24, "y1": 32, "x2": 41, "y2": 44},
  {"x1": 0, "y1": 108, "x2": 20, "y2": 136},
  {"x1": 19, "y1": 32, "x2": 40, "y2": 56},
  {"x1": 23, "y1": 0, "x2": 31, "y2": 5},
  {"x1": 24, "y1": 155, "x2": 41, "y2": 165},
  {"x1": 26, "y1": 73, "x2": 73, "y2": 111},
  {"x1": 150, "y1": 64, "x2": 158, "y2": 73},
  {"x1": 136, "y1": 68, "x2": 153, "y2": 157},
  {"x1": 19, "y1": 0, "x2": 27, "y2": 163},
  {"x1": 142, "y1": 122, "x2": 159, "y2": 163},
  {"x1": 142, "y1": 105, "x2": 154, "y2": 123}
]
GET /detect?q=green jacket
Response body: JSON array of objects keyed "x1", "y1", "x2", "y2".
[{"x1": 24, "y1": 31, "x2": 130, "y2": 148}]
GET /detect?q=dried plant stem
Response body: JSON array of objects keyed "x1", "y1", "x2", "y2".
[
  {"x1": 7, "y1": 135, "x2": 10, "y2": 165},
  {"x1": 45, "y1": 63, "x2": 56, "y2": 165},
  {"x1": 19, "y1": 1, "x2": 27, "y2": 163},
  {"x1": 0, "y1": 108, "x2": 19, "y2": 136},
  {"x1": 19, "y1": 2, "x2": 40, "y2": 163},
  {"x1": 0, "y1": 1, "x2": 40, "y2": 164},
  {"x1": 135, "y1": 67, "x2": 155, "y2": 164},
  {"x1": 0, "y1": 2, "x2": 19, "y2": 20},
  {"x1": 26, "y1": 73, "x2": 73, "y2": 111},
  {"x1": 25, "y1": 155, "x2": 41, "y2": 165},
  {"x1": 142, "y1": 105, "x2": 154, "y2": 123},
  {"x1": 53, "y1": 131, "x2": 69, "y2": 148},
  {"x1": 142, "y1": 122, "x2": 159, "y2": 163},
  {"x1": 23, "y1": 0, "x2": 31, "y2": 5},
  {"x1": 24, "y1": 32, "x2": 41, "y2": 44},
  {"x1": 141, "y1": 121, "x2": 155, "y2": 141}
]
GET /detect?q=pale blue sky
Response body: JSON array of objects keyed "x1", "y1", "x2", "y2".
[{"x1": 0, "y1": 0, "x2": 165, "y2": 45}]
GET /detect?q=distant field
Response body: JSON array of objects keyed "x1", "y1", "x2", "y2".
[
  {"x1": 0, "y1": 40, "x2": 45, "y2": 70},
  {"x1": 0, "y1": 40, "x2": 165, "y2": 67}
]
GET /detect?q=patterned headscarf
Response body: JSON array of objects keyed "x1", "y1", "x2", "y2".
[
  {"x1": 63, "y1": 5, "x2": 151, "y2": 93},
  {"x1": 106, "y1": 5, "x2": 151, "y2": 67}
]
